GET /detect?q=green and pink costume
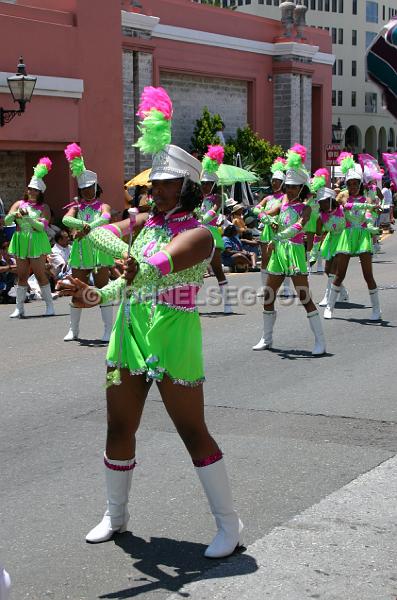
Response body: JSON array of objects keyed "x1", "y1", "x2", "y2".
[
  {"x1": 199, "y1": 195, "x2": 224, "y2": 250},
  {"x1": 254, "y1": 193, "x2": 283, "y2": 243},
  {"x1": 7, "y1": 201, "x2": 51, "y2": 259},
  {"x1": 335, "y1": 197, "x2": 375, "y2": 256},
  {"x1": 267, "y1": 201, "x2": 308, "y2": 275}
]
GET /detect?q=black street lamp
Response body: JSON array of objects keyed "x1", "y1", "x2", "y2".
[
  {"x1": 332, "y1": 118, "x2": 345, "y2": 145},
  {"x1": 0, "y1": 57, "x2": 37, "y2": 127}
]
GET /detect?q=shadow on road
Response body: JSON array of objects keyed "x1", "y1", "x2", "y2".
[
  {"x1": 199, "y1": 311, "x2": 244, "y2": 318},
  {"x1": 98, "y1": 534, "x2": 257, "y2": 599},
  {"x1": 334, "y1": 317, "x2": 395, "y2": 327},
  {"x1": 270, "y1": 348, "x2": 334, "y2": 360},
  {"x1": 78, "y1": 338, "x2": 109, "y2": 347}
]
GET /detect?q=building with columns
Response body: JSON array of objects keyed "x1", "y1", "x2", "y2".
[
  {"x1": 0, "y1": 0, "x2": 333, "y2": 214},
  {"x1": 215, "y1": 0, "x2": 397, "y2": 159}
]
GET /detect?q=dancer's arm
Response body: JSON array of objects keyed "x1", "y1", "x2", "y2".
[
  {"x1": 4, "y1": 201, "x2": 21, "y2": 225},
  {"x1": 62, "y1": 207, "x2": 85, "y2": 231}
]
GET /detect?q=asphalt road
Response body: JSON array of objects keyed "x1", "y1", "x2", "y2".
[{"x1": 1, "y1": 234, "x2": 396, "y2": 600}]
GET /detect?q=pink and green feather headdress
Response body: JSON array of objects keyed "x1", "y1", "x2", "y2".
[
  {"x1": 202, "y1": 145, "x2": 225, "y2": 174},
  {"x1": 310, "y1": 168, "x2": 330, "y2": 193},
  {"x1": 64, "y1": 143, "x2": 86, "y2": 178},
  {"x1": 286, "y1": 144, "x2": 307, "y2": 170},
  {"x1": 337, "y1": 151, "x2": 356, "y2": 175},
  {"x1": 271, "y1": 157, "x2": 287, "y2": 176},
  {"x1": 135, "y1": 86, "x2": 173, "y2": 154},
  {"x1": 33, "y1": 156, "x2": 52, "y2": 180}
]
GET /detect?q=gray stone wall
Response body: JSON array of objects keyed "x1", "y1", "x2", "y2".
[
  {"x1": 122, "y1": 50, "x2": 153, "y2": 179},
  {"x1": 159, "y1": 72, "x2": 248, "y2": 150},
  {"x1": 0, "y1": 152, "x2": 26, "y2": 210}
]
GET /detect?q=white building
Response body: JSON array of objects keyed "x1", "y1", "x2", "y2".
[{"x1": 200, "y1": 0, "x2": 397, "y2": 159}]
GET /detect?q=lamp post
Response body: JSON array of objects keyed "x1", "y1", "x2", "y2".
[
  {"x1": 0, "y1": 57, "x2": 37, "y2": 127},
  {"x1": 331, "y1": 118, "x2": 345, "y2": 186},
  {"x1": 280, "y1": 1, "x2": 296, "y2": 38}
]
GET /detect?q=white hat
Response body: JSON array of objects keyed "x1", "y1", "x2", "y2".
[
  {"x1": 285, "y1": 168, "x2": 310, "y2": 186},
  {"x1": 231, "y1": 203, "x2": 244, "y2": 214},
  {"x1": 149, "y1": 144, "x2": 202, "y2": 184},
  {"x1": 201, "y1": 171, "x2": 219, "y2": 184},
  {"x1": 317, "y1": 187, "x2": 336, "y2": 202},
  {"x1": 345, "y1": 164, "x2": 363, "y2": 182},
  {"x1": 77, "y1": 169, "x2": 98, "y2": 190},
  {"x1": 225, "y1": 198, "x2": 238, "y2": 208},
  {"x1": 271, "y1": 170, "x2": 286, "y2": 182},
  {"x1": 28, "y1": 176, "x2": 46, "y2": 193}
]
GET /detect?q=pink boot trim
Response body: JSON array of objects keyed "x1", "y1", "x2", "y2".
[
  {"x1": 104, "y1": 456, "x2": 136, "y2": 472},
  {"x1": 193, "y1": 450, "x2": 223, "y2": 468}
]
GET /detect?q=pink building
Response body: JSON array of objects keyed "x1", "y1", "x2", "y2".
[{"x1": 0, "y1": 0, "x2": 333, "y2": 215}]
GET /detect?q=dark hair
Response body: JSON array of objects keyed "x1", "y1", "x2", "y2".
[
  {"x1": 298, "y1": 185, "x2": 311, "y2": 201},
  {"x1": 54, "y1": 230, "x2": 69, "y2": 243},
  {"x1": 180, "y1": 179, "x2": 203, "y2": 212},
  {"x1": 223, "y1": 224, "x2": 237, "y2": 237},
  {"x1": 346, "y1": 180, "x2": 364, "y2": 195},
  {"x1": 78, "y1": 183, "x2": 103, "y2": 199},
  {"x1": 24, "y1": 188, "x2": 44, "y2": 203}
]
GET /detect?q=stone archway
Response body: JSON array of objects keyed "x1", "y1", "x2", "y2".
[
  {"x1": 378, "y1": 127, "x2": 387, "y2": 155},
  {"x1": 364, "y1": 126, "x2": 377, "y2": 156},
  {"x1": 388, "y1": 127, "x2": 395, "y2": 150},
  {"x1": 345, "y1": 125, "x2": 362, "y2": 154}
]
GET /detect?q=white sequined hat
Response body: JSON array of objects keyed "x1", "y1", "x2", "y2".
[
  {"x1": 77, "y1": 169, "x2": 98, "y2": 190},
  {"x1": 201, "y1": 171, "x2": 219, "y2": 184},
  {"x1": 285, "y1": 168, "x2": 310, "y2": 186},
  {"x1": 28, "y1": 176, "x2": 46, "y2": 193},
  {"x1": 271, "y1": 170, "x2": 286, "y2": 182},
  {"x1": 317, "y1": 187, "x2": 336, "y2": 202},
  {"x1": 346, "y1": 164, "x2": 363, "y2": 182},
  {"x1": 150, "y1": 145, "x2": 202, "y2": 184}
]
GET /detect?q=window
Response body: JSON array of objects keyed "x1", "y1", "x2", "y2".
[
  {"x1": 365, "y1": 92, "x2": 377, "y2": 113},
  {"x1": 366, "y1": 31, "x2": 377, "y2": 48},
  {"x1": 311, "y1": 0, "x2": 316, "y2": 8},
  {"x1": 352, "y1": 60, "x2": 357, "y2": 76},
  {"x1": 325, "y1": 0, "x2": 330, "y2": 10},
  {"x1": 338, "y1": 28, "x2": 344, "y2": 43},
  {"x1": 352, "y1": 0, "x2": 357, "y2": 14},
  {"x1": 333, "y1": 61, "x2": 337, "y2": 74},
  {"x1": 352, "y1": 29, "x2": 357, "y2": 45},
  {"x1": 318, "y1": 0, "x2": 323, "y2": 8},
  {"x1": 332, "y1": 27, "x2": 337, "y2": 43},
  {"x1": 332, "y1": 90, "x2": 336, "y2": 106},
  {"x1": 266, "y1": 0, "x2": 272, "y2": 4},
  {"x1": 351, "y1": 91, "x2": 357, "y2": 107},
  {"x1": 332, "y1": 0, "x2": 337, "y2": 11},
  {"x1": 366, "y1": 1, "x2": 378, "y2": 22},
  {"x1": 338, "y1": 59, "x2": 343, "y2": 75},
  {"x1": 383, "y1": 5, "x2": 385, "y2": 20},
  {"x1": 339, "y1": 0, "x2": 344, "y2": 12},
  {"x1": 338, "y1": 91, "x2": 343, "y2": 106}
]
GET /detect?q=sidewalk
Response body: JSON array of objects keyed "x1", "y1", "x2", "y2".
[{"x1": 166, "y1": 455, "x2": 397, "y2": 600}]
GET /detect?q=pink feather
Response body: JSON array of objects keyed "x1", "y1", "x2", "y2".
[
  {"x1": 137, "y1": 86, "x2": 173, "y2": 120},
  {"x1": 290, "y1": 144, "x2": 307, "y2": 163},
  {"x1": 65, "y1": 143, "x2": 82, "y2": 162},
  {"x1": 39, "y1": 157, "x2": 52, "y2": 172},
  {"x1": 206, "y1": 145, "x2": 224, "y2": 165},
  {"x1": 314, "y1": 168, "x2": 329, "y2": 182},
  {"x1": 274, "y1": 157, "x2": 287, "y2": 164},
  {"x1": 337, "y1": 151, "x2": 352, "y2": 165}
]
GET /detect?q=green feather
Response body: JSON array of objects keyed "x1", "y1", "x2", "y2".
[
  {"x1": 202, "y1": 156, "x2": 219, "y2": 174},
  {"x1": 70, "y1": 157, "x2": 86, "y2": 178},
  {"x1": 340, "y1": 156, "x2": 356, "y2": 175},
  {"x1": 135, "y1": 109, "x2": 172, "y2": 154},
  {"x1": 286, "y1": 151, "x2": 302, "y2": 170},
  {"x1": 311, "y1": 176, "x2": 326, "y2": 193},
  {"x1": 271, "y1": 160, "x2": 286, "y2": 174},
  {"x1": 34, "y1": 164, "x2": 48, "y2": 179}
]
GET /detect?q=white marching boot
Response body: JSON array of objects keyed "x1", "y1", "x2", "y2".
[
  {"x1": 0, "y1": 565, "x2": 11, "y2": 600},
  {"x1": 195, "y1": 458, "x2": 242, "y2": 559},
  {"x1": 257, "y1": 269, "x2": 267, "y2": 297},
  {"x1": 319, "y1": 275, "x2": 333, "y2": 307},
  {"x1": 9, "y1": 285, "x2": 27, "y2": 318},
  {"x1": 100, "y1": 303, "x2": 114, "y2": 342},
  {"x1": 369, "y1": 288, "x2": 382, "y2": 320},
  {"x1": 316, "y1": 255, "x2": 324, "y2": 273},
  {"x1": 64, "y1": 305, "x2": 82, "y2": 341},
  {"x1": 279, "y1": 277, "x2": 294, "y2": 297},
  {"x1": 307, "y1": 310, "x2": 326, "y2": 355},
  {"x1": 86, "y1": 455, "x2": 135, "y2": 543},
  {"x1": 338, "y1": 285, "x2": 350, "y2": 303},
  {"x1": 306, "y1": 251, "x2": 312, "y2": 274},
  {"x1": 252, "y1": 310, "x2": 276, "y2": 351},
  {"x1": 219, "y1": 281, "x2": 233, "y2": 314},
  {"x1": 40, "y1": 283, "x2": 55, "y2": 316},
  {"x1": 323, "y1": 284, "x2": 340, "y2": 320}
]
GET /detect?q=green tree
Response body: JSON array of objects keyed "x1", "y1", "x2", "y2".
[
  {"x1": 190, "y1": 107, "x2": 224, "y2": 157},
  {"x1": 224, "y1": 126, "x2": 284, "y2": 183}
]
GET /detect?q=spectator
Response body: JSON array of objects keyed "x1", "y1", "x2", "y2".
[
  {"x1": 222, "y1": 224, "x2": 257, "y2": 271},
  {"x1": 0, "y1": 236, "x2": 17, "y2": 304},
  {"x1": 0, "y1": 196, "x2": 5, "y2": 228},
  {"x1": 381, "y1": 181, "x2": 395, "y2": 232},
  {"x1": 215, "y1": 121, "x2": 226, "y2": 146},
  {"x1": 231, "y1": 204, "x2": 247, "y2": 235},
  {"x1": 46, "y1": 208, "x2": 61, "y2": 244},
  {"x1": 47, "y1": 230, "x2": 72, "y2": 282}
]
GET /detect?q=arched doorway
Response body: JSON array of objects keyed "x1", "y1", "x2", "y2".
[
  {"x1": 364, "y1": 126, "x2": 377, "y2": 156},
  {"x1": 388, "y1": 128, "x2": 395, "y2": 150},
  {"x1": 378, "y1": 127, "x2": 387, "y2": 156},
  {"x1": 345, "y1": 125, "x2": 362, "y2": 154}
]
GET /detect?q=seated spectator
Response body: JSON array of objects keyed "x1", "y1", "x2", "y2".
[
  {"x1": 0, "y1": 236, "x2": 17, "y2": 304},
  {"x1": 47, "y1": 230, "x2": 72, "y2": 282},
  {"x1": 231, "y1": 204, "x2": 247, "y2": 235},
  {"x1": 240, "y1": 229, "x2": 260, "y2": 268},
  {"x1": 222, "y1": 225, "x2": 257, "y2": 272},
  {"x1": 46, "y1": 209, "x2": 61, "y2": 244}
]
